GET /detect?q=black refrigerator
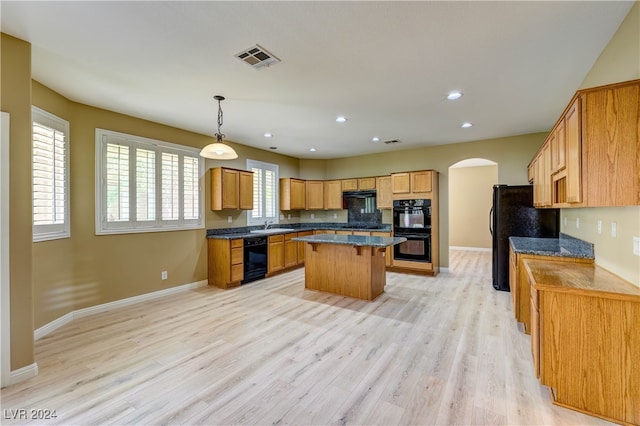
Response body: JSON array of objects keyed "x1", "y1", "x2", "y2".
[{"x1": 491, "y1": 184, "x2": 559, "y2": 291}]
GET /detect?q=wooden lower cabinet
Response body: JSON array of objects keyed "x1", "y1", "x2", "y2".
[
  {"x1": 371, "y1": 231, "x2": 392, "y2": 267},
  {"x1": 268, "y1": 235, "x2": 285, "y2": 274},
  {"x1": 284, "y1": 233, "x2": 298, "y2": 268},
  {"x1": 296, "y1": 231, "x2": 313, "y2": 265},
  {"x1": 208, "y1": 238, "x2": 243, "y2": 289},
  {"x1": 525, "y1": 259, "x2": 640, "y2": 425},
  {"x1": 509, "y1": 247, "x2": 592, "y2": 334}
]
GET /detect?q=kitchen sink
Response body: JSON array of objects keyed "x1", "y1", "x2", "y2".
[{"x1": 250, "y1": 228, "x2": 296, "y2": 234}]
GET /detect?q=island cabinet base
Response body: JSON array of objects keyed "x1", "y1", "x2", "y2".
[{"x1": 304, "y1": 242, "x2": 386, "y2": 301}]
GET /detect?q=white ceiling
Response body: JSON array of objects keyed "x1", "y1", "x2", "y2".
[{"x1": 1, "y1": 1, "x2": 634, "y2": 159}]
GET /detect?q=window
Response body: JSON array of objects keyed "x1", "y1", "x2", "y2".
[
  {"x1": 247, "y1": 159, "x2": 278, "y2": 226},
  {"x1": 95, "y1": 129, "x2": 204, "y2": 234},
  {"x1": 32, "y1": 107, "x2": 70, "y2": 242}
]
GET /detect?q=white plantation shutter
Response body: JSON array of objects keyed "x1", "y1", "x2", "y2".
[
  {"x1": 95, "y1": 129, "x2": 204, "y2": 234},
  {"x1": 247, "y1": 159, "x2": 278, "y2": 226},
  {"x1": 183, "y1": 156, "x2": 199, "y2": 221},
  {"x1": 136, "y1": 148, "x2": 155, "y2": 221},
  {"x1": 32, "y1": 107, "x2": 70, "y2": 241},
  {"x1": 161, "y1": 152, "x2": 179, "y2": 221},
  {"x1": 106, "y1": 143, "x2": 130, "y2": 222}
]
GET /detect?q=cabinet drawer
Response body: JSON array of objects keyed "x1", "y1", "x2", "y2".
[
  {"x1": 231, "y1": 239, "x2": 243, "y2": 249},
  {"x1": 269, "y1": 235, "x2": 284, "y2": 243},
  {"x1": 231, "y1": 247, "x2": 243, "y2": 265},
  {"x1": 230, "y1": 264, "x2": 243, "y2": 282},
  {"x1": 284, "y1": 232, "x2": 296, "y2": 241}
]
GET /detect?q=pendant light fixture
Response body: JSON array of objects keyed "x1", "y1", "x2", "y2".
[{"x1": 199, "y1": 95, "x2": 238, "y2": 160}]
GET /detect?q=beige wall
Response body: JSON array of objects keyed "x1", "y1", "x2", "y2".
[
  {"x1": 1, "y1": 34, "x2": 35, "y2": 370},
  {"x1": 449, "y1": 165, "x2": 498, "y2": 249},
  {"x1": 30, "y1": 82, "x2": 302, "y2": 329},
  {"x1": 560, "y1": 1, "x2": 640, "y2": 287},
  {"x1": 325, "y1": 133, "x2": 545, "y2": 267}
]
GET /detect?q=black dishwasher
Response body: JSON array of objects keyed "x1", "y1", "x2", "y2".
[{"x1": 242, "y1": 236, "x2": 268, "y2": 284}]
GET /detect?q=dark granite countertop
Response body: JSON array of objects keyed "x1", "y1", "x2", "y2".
[
  {"x1": 207, "y1": 222, "x2": 392, "y2": 240},
  {"x1": 292, "y1": 233, "x2": 406, "y2": 248},
  {"x1": 509, "y1": 233, "x2": 594, "y2": 259}
]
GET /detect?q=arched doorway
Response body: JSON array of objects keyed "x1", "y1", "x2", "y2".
[{"x1": 448, "y1": 158, "x2": 497, "y2": 268}]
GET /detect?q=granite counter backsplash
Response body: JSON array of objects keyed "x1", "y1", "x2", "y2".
[{"x1": 509, "y1": 233, "x2": 594, "y2": 259}]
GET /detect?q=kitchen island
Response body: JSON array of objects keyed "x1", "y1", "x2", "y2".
[{"x1": 292, "y1": 234, "x2": 406, "y2": 301}]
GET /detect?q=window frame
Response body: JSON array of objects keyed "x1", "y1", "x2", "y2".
[
  {"x1": 32, "y1": 106, "x2": 70, "y2": 242},
  {"x1": 246, "y1": 159, "x2": 279, "y2": 226},
  {"x1": 95, "y1": 128, "x2": 204, "y2": 235}
]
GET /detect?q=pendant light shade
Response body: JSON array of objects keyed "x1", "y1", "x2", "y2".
[{"x1": 200, "y1": 95, "x2": 238, "y2": 160}]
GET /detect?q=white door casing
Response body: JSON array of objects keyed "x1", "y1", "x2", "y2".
[{"x1": 1, "y1": 111, "x2": 11, "y2": 387}]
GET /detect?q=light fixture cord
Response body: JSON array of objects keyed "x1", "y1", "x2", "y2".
[{"x1": 215, "y1": 98, "x2": 225, "y2": 142}]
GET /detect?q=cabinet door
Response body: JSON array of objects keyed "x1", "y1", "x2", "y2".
[
  {"x1": 268, "y1": 235, "x2": 284, "y2": 273},
  {"x1": 324, "y1": 180, "x2": 342, "y2": 210},
  {"x1": 291, "y1": 179, "x2": 306, "y2": 209},
  {"x1": 542, "y1": 143, "x2": 552, "y2": 207},
  {"x1": 341, "y1": 179, "x2": 358, "y2": 191},
  {"x1": 306, "y1": 180, "x2": 324, "y2": 210},
  {"x1": 371, "y1": 231, "x2": 392, "y2": 266},
  {"x1": 411, "y1": 171, "x2": 432, "y2": 193},
  {"x1": 297, "y1": 231, "x2": 313, "y2": 264},
  {"x1": 376, "y1": 176, "x2": 392, "y2": 209},
  {"x1": 555, "y1": 120, "x2": 566, "y2": 172},
  {"x1": 530, "y1": 296, "x2": 540, "y2": 379},
  {"x1": 239, "y1": 171, "x2": 254, "y2": 210},
  {"x1": 358, "y1": 177, "x2": 376, "y2": 190},
  {"x1": 391, "y1": 173, "x2": 410, "y2": 194},
  {"x1": 564, "y1": 98, "x2": 582, "y2": 203},
  {"x1": 221, "y1": 168, "x2": 239, "y2": 209},
  {"x1": 284, "y1": 234, "x2": 297, "y2": 268}
]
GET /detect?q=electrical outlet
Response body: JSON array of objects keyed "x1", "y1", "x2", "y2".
[
  {"x1": 161, "y1": 271, "x2": 168, "y2": 280},
  {"x1": 633, "y1": 237, "x2": 640, "y2": 256},
  {"x1": 311, "y1": 213, "x2": 315, "y2": 219},
  {"x1": 597, "y1": 220, "x2": 602, "y2": 234},
  {"x1": 287, "y1": 214, "x2": 291, "y2": 220},
  {"x1": 280, "y1": 214, "x2": 284, "y2": 220},
  {"x1": 611, "y1": 222, "x2": 617, "y2": 238},
  {"x1": 564, "y1": 216, "x2": 567, "y2": 226},
  {"x1": 576, "y1": 217, "x2": 580, "y2": 229},
  {"x1": 333, "y1": 213, "x2": 337, "y2": 219},
  {"x1": 227, "y1": 216, "x2": 232, "y2": 224}
]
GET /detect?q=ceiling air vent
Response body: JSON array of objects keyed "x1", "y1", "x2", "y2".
[
  {"x1": 235, "y1": 44, "x2": 281, "y2": 69},
  {"x1": 383, "y1": 139, "x2": 402, "y2": 145}
]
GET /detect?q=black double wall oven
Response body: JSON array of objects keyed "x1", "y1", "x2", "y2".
[{"x1": 393, "y1": 199, "x2": 432, "y2": 263}]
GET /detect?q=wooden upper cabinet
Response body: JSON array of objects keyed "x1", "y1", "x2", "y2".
[
  {"x1": 391, "y1": 170, "x2": 435, "y2": 198},
  {"x1": 341, "y1": 179, "x2": 358, "y2": 191},
  {"x1": 211, "y1": 167, "x2": 254, "y2": 211},
  {"x1": 280, "y1": 178, "x2": 306, "y2": 210},
  {"x1": 376, "y1": 176, "x2": 392, "y2": 209},
  {"x1": 358, "y1": 177, "x2": 376, "y2": 190},
  {"x1": 324, "y1": 180, "x2": 342, "y2": 210},
  {"x1": 391, "y1": 173, "x2": 410, "y2": 194},
  {"x1": 239, "y1": 171, "x2": 254, "y2": 210},
  {"x1": 582, "y1": 81, "x2": 639, "y2": 206},
  {"x1": 564, "y1": 97, "x2": 582, "y2": 204},
  {"x1": 411, "y1": 171, "x2": 432, "y2": 193},
  {"x1": 552, "y1": 120, "x2": 566, "y2": 173},
  {"x1": 306, "y1": 180, "x2": 324, "y2": 210}
]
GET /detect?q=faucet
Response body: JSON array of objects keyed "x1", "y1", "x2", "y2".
[{"x1": 264, "y1": 220, "x2": 273, "y2": 230}]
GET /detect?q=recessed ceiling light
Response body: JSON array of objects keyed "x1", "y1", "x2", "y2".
[
  {"x1": 372, "y1": 137, "x2": 380, "y2": 142},
  {"x1": 309, "y1": 148, "x2": 317, "y2": 152},
  {"x1": 264, "y1": 132, "x2": 273, "y2": 138},
  {"x1": 336, "y1": 116, "x2": 347, "y2": 123},
  {"x1": 447, "y1": 91, "x2": 463, "y2": 100},
  {"x1": 461, "y1": 122, "x2": 473, "y2": 128}
]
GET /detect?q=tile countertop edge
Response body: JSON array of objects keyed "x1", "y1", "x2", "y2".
[
  {"x1": 509, "y1": 233, "x2": 594, "y2": 259},
  {"x1": 292, "y1": 234, "x2": 407, "y2": 248}
]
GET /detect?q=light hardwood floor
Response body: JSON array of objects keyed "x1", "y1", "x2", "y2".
[{"x1": 1, "y1": 249, "x2": 612, "y2": 425}]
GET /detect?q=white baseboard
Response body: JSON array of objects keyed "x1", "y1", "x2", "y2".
[
  {"x1": 6, "y1": 362, "x2": 38, "y2": 387},
  {"x1": 35, "y1": 280, "x2": 208, "y2": 341},
  {"x1": 449, "y1": 246, "x2": 492, "y2": 252}
]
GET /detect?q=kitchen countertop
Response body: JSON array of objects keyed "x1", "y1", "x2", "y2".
[
  {"x1": 207, "y1": 223, "x2": 392, "y2": 240},
  {"x1": 509, "y1": 233, "x2": 594, "y2": 259},
  {"x1": 292, "y1": 233, "x2": 406, "y2": 248}
]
